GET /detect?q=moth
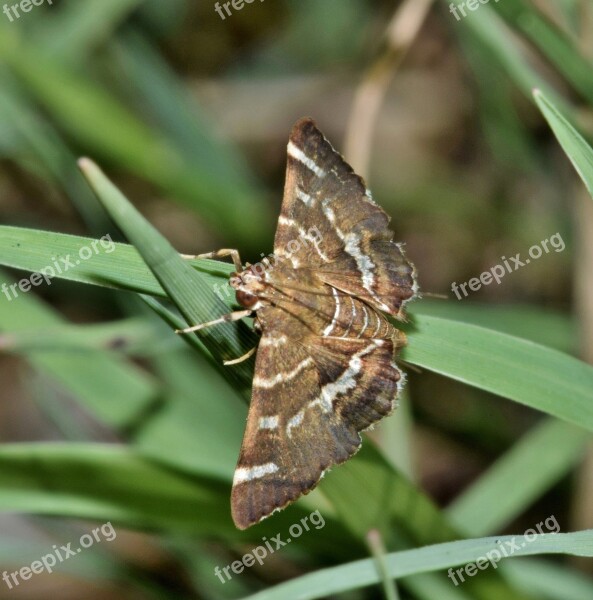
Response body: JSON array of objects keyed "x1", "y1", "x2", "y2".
[{"x1": 179, "y1": 118, "x2": 418, "y2": 529}]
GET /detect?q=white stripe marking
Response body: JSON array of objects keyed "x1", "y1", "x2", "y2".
[
  {"x1": 259, "y1": 416, "x2": 279, "y2": 430},
  {"x1": 233, "y1": 463, "x2": 279, "y2": 486},
  {"x1": 323, "y1": 288, "x2": 341, "y2": 337},
  {"x1": 286, "y1": 410, "x2": 304, "y2": 438},
  {"x1": 259, "y1": 335, "x2": 288, "y2": 347},
  {"x1": 344, "y1": 232, "x2": 390, "y2": 312},
  {"x1": 359, "y1": 305, "x2": 369, "y2": 337},
  {"x1": 278, "y1": 215, "x2": 296, "y2": 227},
  {"x1": 322, "y1": 201, "x2": 390, "y2": 312},
  {"x1": 288, "y1": 142, "x2": 326, "y2": 178},
  {"x1": 296, "y1": 187, "x2": 315, "y2": 206},
  {"x1": 253, "y1": 357, "x2": 314, "y2": 389},
  {"x1": 345, "y1": 233, "x2": 374, "y2": 290},
  {"x1": 277, "y1": 216, "x2": 330, "y2": 263},
  {"x1": 323, "y1": 204, "x2": 336, "y2": 224},
  {"x1": 309, "y1": 342, "x2": 378, "y2": 413}
]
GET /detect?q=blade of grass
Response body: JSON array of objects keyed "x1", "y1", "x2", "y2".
[
  {"x1": 134, "y1": 348, "x2": 246, "y2": 479},
  {"x1": 240, "y1": 530, "x2": 593, "y2": 600},
  {"x1": 319, "y1": 443, "x2": 528, "y2": 600},
  {"x1": 2, "y1": 223, "x2": 593, "y2": 429},
  {"x1": 402, "y1": 315, "x2": 593, "y2": 431},
  {"x1": 534, "y1": 88, "x2": 593, "y2": 199},
  {"x1": 35, "y1": 0, "x2": 143, "y2": 60},
  {"x1": 0, "y1": 225, "x2": 229, "y2": 296},
  {"x1": 78, "y1": 158, "x2": 257, "y2": 396},
  {"x1": 495, "y1": 0, "x2": 593, "y2": 106},
  {"x1": 0, "y1": 317, "x2": 166, "y2": 355},
  {"x1": 411, "y1": 301, "x2": 575, "y2": 353},
  {"x1": 0, "y1": 39, "x2": 269, "y2": 247},
  {"x1": 446, "y1": 418, "x2": 591, "y2": 536},
  {"x1": 0, "y1": 271, "x2": 158, "y2": 428},
  {"x1": 0, "y1": 443, "x2": 356, "y2": 555}
]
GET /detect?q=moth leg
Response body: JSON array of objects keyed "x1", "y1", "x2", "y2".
[
  {"x1": 175, "y1": 309, "x2": 252, "y2": 334},
  {"x1": 180, "y1": 249, "x2": 243, "y2": 272},
  {"x1": 223, "y1": 346, "x2": 257, "y2": 366}
]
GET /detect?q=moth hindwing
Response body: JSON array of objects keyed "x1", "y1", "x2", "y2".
[{"x1": 208, "y1": 118, "x2": 417, "y2": 529}]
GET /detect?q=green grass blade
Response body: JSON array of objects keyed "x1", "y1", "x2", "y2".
[
  {"x1": 446, "y1": 419, "x2": 591, "y2": 536},
  {"x1": 35, "y1": 0, "x2": 143, "y2": 60},
  {"x1": 504, "y1": 558, "x2": 593, "y2": 600},
  {"x1": 0, "y1": 225, "x2": 229, "y2": 296},
  {"x1": 534, "y1": 89, "x2": 593, "y2": 199},
  {"x1": 0, "y1": 271, "x2": 158, "y2": 428},
  {"x1": 134, "y1": 349, "x2": 246, "y2": 479},
  {"x1": 241, "y1": 531, "x2": 593, "y2": 600},
  {"x1": 318, "y1": 444, "x2": 527, "y2": 600},
  {"x1": 0, "y1": 317, "x2": 165, "y2": 355},
  {"x1": 0, "y1": 43, "x2": 269, "y2": 246},
  {"x1": 0, "y1": 443, "x2": 356, "y2": 554},
  {"x1": 452, "y1": 3, "x2": 569, "y2": 112},
  {"x1": 78, "y1": 158, "x2": 256, "y2": 390},
  {"x1": 403, "y1": 315, "x2": 593, "y2": 431},
  {"x1": 411, "y1": 301, "x2": 575, "y2": 353}
]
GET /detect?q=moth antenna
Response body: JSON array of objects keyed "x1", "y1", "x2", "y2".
[
  {"x1": 420, "y1": 292, "x2": 448, "y2": 300},
  {"x1": 398, "y1": 359, "x2": 422, "y2": 374}
]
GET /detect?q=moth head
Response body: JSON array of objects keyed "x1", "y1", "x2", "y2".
[{"x1": 230, "y1": 267, "x2": 266, "y2": 309}]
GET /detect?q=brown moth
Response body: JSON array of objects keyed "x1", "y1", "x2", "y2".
[{"x1": 181, "y1": 118, "x2": 417, "y2": 529}]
